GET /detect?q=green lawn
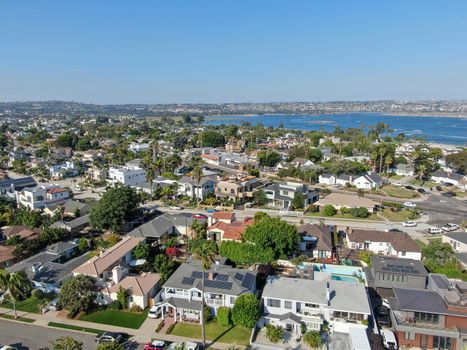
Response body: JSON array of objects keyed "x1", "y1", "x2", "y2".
[
  {"x1": 410, "y1": 179, "x2": 437, "y2": 188},
  {"x1": 379, "y1": 185, "x2": 420, "y2": 199},
  {"x1": 170, "y1": 322, "x2": 251, "y2": 346},
  {"x1": 0, "y1": 297, "x2": 41, "y2": 314},
  {"x1": 380, "y1": 208, "x2": 416, "y2": 222},
  {"x1": 48, "y1": 322, "x2": 104, "y2": 335},
  {"x1": 0, "y1": 314, "x2": 35, "y2": 323},
  {"x1": 306, "y1": 212, "x2": 383, "y2": 221},
  {"x1": 415, "y1": 239, "x2": 427, "y2": 249},
  {"x1": 79, "y1": 308, "x2": 149, "y2": 329}
]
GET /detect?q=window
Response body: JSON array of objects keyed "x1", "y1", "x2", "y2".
[
  {"x1": 414, "y1": 312, "x2": 439, "y2": 324},
  {"x1": 230, "y1": 296, "x2": 236, "y2": 304},
  {"x1": 433, "y1": 336, "x2": 453, "y2": 350},
  {"x1": 306, "y1": 321, "x2": 321, "y2": 331},
  {"x1": 284, "y1": 300, "x2": 292, "y2": 309},
  {"x1": 401, "y1": 251, "x2": 406, "y2": 256},
  {"x1": 305, "y1": 303, "x2": 319, "y2": 308},
  {"x1": 267, "y1": 299, "x2": 281, "y2": 308},
  {"x1": 405, "y1": 332, "x2": 415, "y2": 340}
]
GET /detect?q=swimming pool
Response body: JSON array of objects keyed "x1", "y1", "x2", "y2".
[
  {"x1": 297, "y1": 263, "x2": 366, "y2": 282},
  {"x1": 331, "y1": 274, "x2": 360, "y2": 284}
]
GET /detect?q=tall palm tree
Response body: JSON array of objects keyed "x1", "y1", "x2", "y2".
[
  {"x1": 192, "y1": 165, "x2": 203, "y2": 206},
  {"x1": 0, "y1": 270, "x2": 31, "y2": 319},
  {"x1": 190, "y1": 240, "x2": 217, "y2": 349},
  {"x1": 146, "y1": 166, "x2": 155, "y2": 196}
]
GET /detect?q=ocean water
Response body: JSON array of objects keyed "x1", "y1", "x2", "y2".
[{"x1": 206, "y1": 113, "x2": 467, "y2": 146}]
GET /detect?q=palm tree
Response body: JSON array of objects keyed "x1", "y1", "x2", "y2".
[
  {"x1": 417, "y1": 164, "x2": 428, "y2": 184},
  {"x1": 192, "y1": 165, "x2": 203, "y2": 206},
  {"x1": 0, "y1": 270, "x2": 31, "y2": 319},
  {"x1": 146, "y1": 166, "x2": 155, "y2": 196},
  {"x1": 190, "y1": 240, "x2": 217, "y2": 349}
]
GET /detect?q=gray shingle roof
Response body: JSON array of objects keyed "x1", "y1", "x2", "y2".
[
  {"x1": 393, "y1": 288, "x2": 447, "y2": 314},
  {"x1": 443, "y1": 232, "x2": 467, "y2": 245},
  {"x1": 129, "y1": 213, "x2": 195, "y2": 238}
]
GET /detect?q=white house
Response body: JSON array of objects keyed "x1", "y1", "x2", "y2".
[
  {"x1": 178, "y1": 175, "x2": 217, "y2": 200},
  {"x1": 49, "y1": 161, "x2": 79, "y2": 179},
  {"x1": 129, "y1": 142, "x2": 150, "y2": 153},
  {"x1": 431, "y1": 170, "x2": 463, "y2": 187},
  {"x1": 260, "y1": 277, "x2": 371, "y2": 335},
  {"x1": 442, "y1": 232, "x2": 467, "y2": 253},
  {"x1": 107, "y1": 165, "x2": 146, "y2": 187},
  {"x1": 335, "y1": 174, "x2": 353, "y2": 186},
  {"x1": 353, "y1": 172, "x2": 383, "y2": 190},
  {"x1": 15, "y1": 185, "x2": 70, "y2": 210},
  {"x1": 346, "y1": 228, "x2": 422, "y2": 260},
  {"x1": 390, "y1": 164, "x2": 415, "y2": 177},
  {"x1": 318, "y1": 174, "x2": 337, "y2": 185}
]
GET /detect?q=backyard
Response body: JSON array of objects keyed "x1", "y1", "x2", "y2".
[
  {"x1": 78, "y1": 308, "x2": 149, "y2": 329},
  {"x1": 169, "y1": 322, "x2": 251, "y2": 346}
]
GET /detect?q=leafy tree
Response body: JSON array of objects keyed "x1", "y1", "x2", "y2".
[
  {"x1": 359, "y1": 251, "x2": 374, "y2": 266},
  {"x1": 244, "y1": 217, "x2": 299, "y2": 260},
  {"x1": 292, "y1": 192, "x2": 305, "y2": 209},
  {"x1": 303, "y1": 331, "x2": 322, "y2": 348},
  {"x1": 192, "y1": 165, "x2": 204, "y2": 205},
  {"x1": 90, "y1": 185, "x2": 141, "y2": 232},
  {"x1": 350, "y1": 207, "x2": 369, "y2": 218},
  {"x1": 258, "y1": 150, "x2": 281, "y2": 167},
  {"x1": 133, "y1": 242, "x2": 150, "y2": 259},
  {"x1": 219, "y1": 241, "x2": 274, "y2": 265},
  {"x1": 57, "y1": 275, "x2": 97, "y2": 318},
  {"x1": 200, "y1": 131, "x2": 225, "y2": 147},
  {"x1": 153, "y1": 254, "x2": 178, "y2": 284},
  {"x1": 51, "y1": 336, "x2": 83, "y2": 350},
  {"x1": 422, "y1": 239, "x2": 459, "y2": 272},
  {"x1": 265, "y1": 324, "x2": 284, "y2": 343},
  {"x1": 0, "y1": 270, "x2": 31, "y2": 319},
  {"x1": 323, "y1": 205, "x2": 337, "y2": 217},
  {"x1": 253, "y1": 189, "x2": 267, "y2": 206},
  {"x1": 446, "y1": 150, "x2": 467, "y2": 174},
  {"x1": 191, "y1": 220, "x2": 208, "y2": 239},
  {"x1": 217, "y1": 306, "x2": 231, "y2": 326},
  {"x1": 116, "y1": 286, "x2": 130, "y2": 309},
  {"x1": 232, "y1": 293, "x2": 261, "y2": 328},
  {"x1": 55, "y1": 133, "x2": 76, "y2": 148},
  {"x1": 97, "y1": 343, "x2": 125, "y2": 350}
]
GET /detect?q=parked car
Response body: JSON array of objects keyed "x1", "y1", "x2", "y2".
[
  {"x1": 144, "y1": 340, "x2": 167, "y2": 350},
  {"x1": 442, "y1": 223, "x2": 460, "y2": 232},
  {"x1": 435, "y1": 185, "x2": 443, "y2": 191},
  {"x1": 95, "y1": 332, "x2": 123, "y2": 344},
  {"x1": 404, "y1": 185, "x2": 415, "y2": 190},
  {"x1": 417, "y1": 188, "x2": 428, "y2": 194},
  {"x1": 192, "y1": 213, "x2": 207, "y2": 219},
  {"x1": 381, "y1": 329, "x2": 398, "y2": 349},
  {"x1": 168, "y1": 342, "x2": 199, "y2": 350},
  {"x1": 428, "y1": 227, "x2": 443, "y2": 234},
  {"x1": 169, "y1": 206, "x2": 182, "y2": 210},
  {"x1": 147, "y1": 303, "x2": 162, "y2": 319},
  {"x1": 0, "y1": 346, "x2": 19, "y2": 350},
  {"x1": 403, "y1": 201, "x2": 416, "y2": 208},
  {"x1": 206, "y1": 209, "x2": 218, "y2": 213},
  {"x1": 392, "y1": 182, "x2": 402, "y2": 187},
  {"x1": 441, "y1": 191, "x2": 456, "y2": 197},
  {"x1": 402, "y1": 221, "x2": 417, "y2": 227},
  {"x1": 376, "y1": 306, "x2": 391, "y2": 328}
]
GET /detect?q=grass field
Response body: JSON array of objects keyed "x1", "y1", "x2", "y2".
[
  {"x1": 306, "y1": 212, "x2": 383, "y2": 221},
  {"x1": 79, "y1": 308, "x2": 149, "y2": 329},
  {"x1": 170, "y1": 322, "x2": 251, "y2": 346},
  {"x1": 48, "y1": 322, "x2": 104, "y2": 335},
  {"x1": 380, "y1": 208, "x2": 416, "y2": 222},
  {"x1": 0, "y1": 314, "x2": 35, "y2": 323},
  {"x1": 379, "y1": 185, "x2": 420, "y2": 198},
  {"x1": 415, "y1": 239, "x2": 427, "y2": 249},
  {"x1": 0, "y1": 297, "x2": 40, "y2": 314}
]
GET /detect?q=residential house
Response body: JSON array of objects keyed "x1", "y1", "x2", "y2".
[
  {"x1": 0, "y1": 176, "x2": 37, "y2": 198},
  {"x1": 369, "y1": 256, "x2": 428, "y2": 290},
  {"x1": 50, "y1": 214, "x2": 91, "y2": 234},
  {"x1": 335, "y1": 174, "x2": 353, "y2": 186},
  {"x1": 431, "y1": 170, "x2": 464, "y2": 187},
  {"x1": 1, "y1": 225, "x2": 40, "y2": 242},
  {"x1": 260, "y1": 182, "x2": 319, "y2": 209},
  {"x1": 178, "y1": 175, "x2": 217, "y2": 200},
  {"x1": 346, "y1": 228, "x2": 422, "y2": 260},
  {"x1": 390, "y1": 164, "x2": 415, "y2": 177},
  {"x1": 353, "y1": 172, "x2": 384, "y2": 190},
  {"x1": 49, "y1": 161, "x2": 79, "y2": 179},
  {"x1": 0, "y1": 245, "x2": 15, "y2": 269},
  {"x1": 207, "y1": 214, "x2": 254, "y2": 242},
  {"x1": 317, "y1": 193, "x2": 378, "y2": 213},
  {"x1": 15, "y1": 186, "x2": 70, "y2": 210},
  {"x1": 86, "y1": 167, "x2": 107, "y2": 182},
  {"x1": 442, "y1": 232, "x2": 467, "y2": 269},
  {"x1": 201, "y1": 153, "x2": 220, "y2": 165},
  {"x1": 216, "y1": 175, "x2": 262, "y2": 202},
  {"x1": 389, "y1": 274, "x2": 467, "y2": 350},
  {"x1": 318, "y1": 174, "x2": 337, "y2": 186},
  {"x1": 298, "y1": 224, "x2": 334, "y2": 260},
  {"x1": 107, "y1": 165, "x2": 146, "y2": 187},
  {"x1": 290, "y1": 158, "x2": 314, "y2": 168},
  {"x1": 157, "y1": 260, "x2": 257, "y2": 323},
  {"x1": 260, "y1": 276, "x2": 371, "y2": 335},
  {"x1": 129, "y1": 142, "x2": 150, "y2": 153}
]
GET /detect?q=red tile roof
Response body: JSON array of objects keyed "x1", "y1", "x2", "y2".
[
  {"x1": 47, "y1": 187, "x2": 68, "y2": 194},
  {"x1": 212, "y1": 212, "x2": 235, "y2": 221},
  {"x1": 208, "y1": 218, "x2": 253, "y2": 241}
]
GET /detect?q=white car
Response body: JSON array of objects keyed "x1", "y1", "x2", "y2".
[
  {"x1": 402, "y1": 221, "x2": 417, "y2": 227},
  {"x1": 147, "y1": 303, "x2": 162, "y2": 319},
  {"x1": 168, "y1": 342, "x2": 199, "y2": 350},
  {"x1": 381, "y1": 329, "x2": 398, "y2": 349},
  {"x1": 169, "y1": 206, "x2": 182, "y2": 210},
  {"x1": 403, "y1": 201, "x2": 417, "y2": 208},
  {"x1": 428, "y1": 227, "x2": 443, "y2": 234},
  {"x1": 442, "y1": 223, "x2": 460, "y2": 232},
  {"x1": 392, "y1": 182, "x2": 402, "y2": 187}
]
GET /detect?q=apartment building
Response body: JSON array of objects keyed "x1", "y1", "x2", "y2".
[{"x1": 107, "y1": 165, "x2": 146, "y2": 187}]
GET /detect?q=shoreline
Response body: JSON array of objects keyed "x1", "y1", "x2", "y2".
[{"x1": 206, "y1": 112, "x2": 467, "y2": 119}]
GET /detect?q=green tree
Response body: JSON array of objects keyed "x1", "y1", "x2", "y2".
[
  {"x1": 350, "y1": 207, "x2": 369, "y2": 218},
  {"x1": 90, "y1": 185, "x2": 141, "y2": 232},
  {"x1": 303, "y1": 331, "x2": 322, "y2": 348},
  {"x1": 258, "y1": 150, "x2": 281, "y2": 167},
  {"x1": 153, "y1": 254, "x2": 178, "y2": 284},
  {"x1": 57, "y1": 275, "x2": 97, "y2": 318},
  {"x1": 217, "y1": 306, "x2": 232, "y2": 326},
  {"x1": 97, "y1": 343, "x2": 125, "y2": 350},
  {"x1": 359, "y1": 251, "x2": 374, "y2": 266},
  {"x1": 51, "y1": 336, "x2": 83, "y2": 350},
  {"x1": 200, "y1": 131, "x2": 225, "y2": 147},
  {"x1": 133, "y1": 242, "x2": 150, "y2": 259},
  {"x1": 0, "y1": 270, "x2": 31, "y2": 319},
  {"x1": 188, "y1": 239, "x2": 217, "y2": 349},
  {"x1": 253, "y1": 189, "x2": 267, "y2": 206},
  {"x1": 192, "y1": 165, "x2": 204, "y2": 205},
  {"x1": 323, "y1": 205, "x2": 337, "y2": 217},
  {"x1": 116, "y1": 286, "x2": 130, "y2": 309},
  {"x1": 253, "y1": 211, "x2": 269, "y2": 223},
  {"x1": 292, "y1": 191, "x2": 305, "y2": 209},
  {"x1": 244, "y1": 217, "x2": 299, "y2": 259},
  {"x1": 219, "y1": 241, "x2": 274, "y2": 265},
  {"x1": 231, "y1": 293, "x2": 261, "y2": 328},
  {"x1": 265, "y1": 324, "x2": 284, "y2": 343}
]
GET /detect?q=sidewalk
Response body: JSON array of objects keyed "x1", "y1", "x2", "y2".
[{"x1": 0, "y1": 307, "x2": 247, "y2": 349}]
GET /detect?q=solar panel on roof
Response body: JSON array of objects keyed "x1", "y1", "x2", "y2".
[
  {"x1": 191, "y1": 271, "x2": 203, "y2": 279},
  {"x1": 234, "y1": 272, "x2": 244, "y2": 281},
  {"x1": 215, "y1": 274, "x2": 229, "y2": 281},
  {"x1": 204, "y1": 280, "x2": 232, "y2": 290},
  {"x1": 241, "y1": 273, "x2": 255, "y2": 288},
  {"x1": 182, "y1": 277, "x2": 195, "y2": 285}
]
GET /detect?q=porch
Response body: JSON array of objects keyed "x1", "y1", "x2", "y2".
[{"x1": 160, "y1": 297, "x2": 203, "y2": 323}]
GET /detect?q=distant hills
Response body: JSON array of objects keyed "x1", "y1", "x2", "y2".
[{"x1": 1, "y1": 100, "x2": 467, "y2": 118}]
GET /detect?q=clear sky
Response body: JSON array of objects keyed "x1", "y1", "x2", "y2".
[{"x1": 1, "y1": 0, "x2": 467, "y2": 104}]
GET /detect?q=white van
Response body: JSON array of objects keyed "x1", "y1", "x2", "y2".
[{"x1": 381, "y1": 329, "x2": 398, "y2": 349}]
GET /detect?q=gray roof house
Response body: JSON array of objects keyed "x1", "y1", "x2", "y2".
[
  {"x1": 158, "y1": 260, "x2": 257, "y2": 323},
  {"x1": 261, "y1": 182, "x2": 319, "y2": 209},
  {"x1": 260, "y1": 276, "x2": 371, "y2": 335},
  {"x1": 0, "y1": 176, "x2": 37, "y2": 198},
  {"x1": 353, "y1": 172, "x2": 384, "y2": 189}
]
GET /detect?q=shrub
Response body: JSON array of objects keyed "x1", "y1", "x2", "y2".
[
  {"x1": 340, "y1": 207, "x2": 350, "y2": 214},
  {"x1": 265, "y1": 324, "x2": 284, "y2": 343},
  {"x1": 307, "y1": 205, "x2": 319, "y2": 213},
  {"x1": 303, "y1": 331, "x2": 322, "y2": 348},
  {"x1": 232, "y1": 294, "x2": 261, "y2": 328},
  {"x1": 31, "y1": 289, "x2": 46, "y2": 300},
  {"x1": 350, "y1": 207, "x2": 369, "y2": 218},
  {"x1": 109, "y1": 300, "x2": 122, "y2": 310},
  {"x1": 382, "y1": 201, "x2": 403, "y2": 209},
  {"x1": 166, "y1": 323, "x2": 175, "y2": 334},
  {"x1": 217, "y1": 306, "x2": 231, "y2": 326},
  {"x1": 129, "y1": 304, "x2": 143, "y2": 313},
  {"x1": 323, "y1": 205, "x2": 337, "y2": 216},
  {"x1": 204, "y1": 305, "x2": 212, "y2": 323}
]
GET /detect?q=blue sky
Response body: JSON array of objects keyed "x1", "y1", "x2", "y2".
[{"x1": 1, "y1": 0, "x2": 467, "y2": 103}]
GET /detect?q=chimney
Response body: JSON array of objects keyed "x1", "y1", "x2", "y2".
[
  {"x1": 326, "y1": 282, "x2": 331, "y2": 305},
  {"x1": 208, "y1": 271, "x2": 215, "y2": 280},
  {"x1": 112, "y1": 266, "x2": 123, "y2": 284}
]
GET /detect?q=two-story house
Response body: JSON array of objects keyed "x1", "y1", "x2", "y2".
[
  {"x1": 158, "y1": 260, "x2": 257, "y2": 323},
  {"x1": 207, "y1": 213, "x2": 254, "y2": 242},
  {"x1": 107, "y1": 165, "x2": 146, "y2": 187},
  {"x1": 216, "y1": 175, "x2": 262, "y2": 202},
  {"x1": 298, "y1": 224, "x2": 334, "y2": 260},
  {"x1": 369, "y1": 256, "x2": 428, "y2": 290},
  {"x1": 260, "y1": 182, "x2": 319, "y2": 209},
  {"x1": 260, "y1": 276, "x2": 371, "y2": 336},
  {"x1": 15, "y1": 185, "x2": 70, "y2": 210},
  {"x1": 178, "y1": 175, "x2": 217, "y2": 200},
  {"x1": 0, "y1": 176, "x2": 37, "y2": 199},
  {"x1": 49, "y1": 161, "x2": 79, "y2": 179},
  {"x1": 346, "y1": 228, "x2": 422, "y2": 260}
]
